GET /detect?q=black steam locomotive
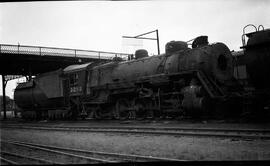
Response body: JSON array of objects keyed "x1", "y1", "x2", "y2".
[
  {"x1": 233, "y1": 24, "x2": 270, "y2": 120},
  {"x1": 14, "y1": 27, "x2": 270, "y2": 121}
]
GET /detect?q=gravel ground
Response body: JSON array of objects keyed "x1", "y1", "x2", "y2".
[{"x1": 1, "y1": 128, "x2": 270, "y2": 161}]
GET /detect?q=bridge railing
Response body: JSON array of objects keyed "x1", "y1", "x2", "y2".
[{"x1": 0, "y1": 44, "x2": 131, "y2": 61}]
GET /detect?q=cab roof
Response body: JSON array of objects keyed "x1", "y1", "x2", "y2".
[{"x1": 63, "y1": 62, "x2": 93, "y2": 73}]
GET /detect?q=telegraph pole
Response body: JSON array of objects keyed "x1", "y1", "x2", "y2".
[
  {"x1": 1, "y1": 75, "x2": 7, "y2": 119},
  {"x1": 122, "y1": 29, "x2": 160, "y2": 55},
  {"x1": 156, "y1": 29, "x2": 160, "y2": 55}
]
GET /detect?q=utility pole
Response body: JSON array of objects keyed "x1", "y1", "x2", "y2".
[
  {"x1": 122, "y1": 29, "x2": 160, "y2": 55},
  {"x1": 1, "y1": 75, "x2": 7, "y2": 119},
  {"x1": 156, "y1": 29, "x2": 160, "y2": 55}
]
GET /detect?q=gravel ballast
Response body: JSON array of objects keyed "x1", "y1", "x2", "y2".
[{"x1": 1, "y1": 128, "x2": 270, "y2": 161}]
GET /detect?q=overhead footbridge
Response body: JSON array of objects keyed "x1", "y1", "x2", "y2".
[{"x1": 0, "y1": 44, "x2": 131, "y2": 75}]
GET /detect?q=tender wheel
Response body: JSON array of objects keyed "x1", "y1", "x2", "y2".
[{"x1": 115, "y1": 98, "x2": 131, "y2": 120}]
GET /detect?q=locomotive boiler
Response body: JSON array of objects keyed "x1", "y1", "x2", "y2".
[{"x1": 14, "y1": 36, "x2": 239, "y2": 120}]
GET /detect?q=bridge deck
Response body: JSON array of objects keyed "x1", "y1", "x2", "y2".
[
  {"x1": 0, "y1": 44, "x2": 131, "y2": 75},
  {"x1": 0, "y1": 44, "x2": 130, "y2": 60}
]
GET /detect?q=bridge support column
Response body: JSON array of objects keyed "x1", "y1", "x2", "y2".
[{"x1": 1, "y1": 75, "x2": 7, "y2": 119}]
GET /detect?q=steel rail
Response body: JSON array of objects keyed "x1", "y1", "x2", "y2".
[
  {"x1": 3, "y1": 123, "x2": 270, "y2": 133},
  {"x1": 2, "y1": 125, "x2": 270, "y2": 139},
  {"x1": 0, "y1": 151, "x2": 63, "y2": 165},
  {"x1": 1, "y1": 140, "x2": 184, "y2": 162},
  {"x1": 1, "y1": 140, "x2": 116, "y2": 164},
  {"x1": 39, "y1": 125, "x2": 270, "y2": 133},
  {"x1": 0, "y1": 156, "x2": 18, "y2": 165}
]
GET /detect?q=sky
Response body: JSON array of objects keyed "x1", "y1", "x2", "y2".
[{"x1": 0, "y1": 0, "x2": 270, "y2": 99}]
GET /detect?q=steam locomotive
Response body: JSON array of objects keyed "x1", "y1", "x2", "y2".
[
  {"x1": 14, "y1": 27, "x2": 270, "y2": 120},
  {"x1": 233, "y1": 24, "x2": 270, "y2": 120}
]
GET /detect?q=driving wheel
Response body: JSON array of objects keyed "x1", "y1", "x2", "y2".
[{"x1": 115, "y1": 98, "x2": 131, "y2": 120}]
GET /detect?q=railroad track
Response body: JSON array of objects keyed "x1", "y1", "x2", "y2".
[
  {"x1": 0, "y1": 151, "x2": 63, "y2": 165},
  {"x1": 2, "y1": 124, "x2": 270, "y2": 139},
  {"x1": 0, "y1": 140, "x2": 183, "y2": 165}
]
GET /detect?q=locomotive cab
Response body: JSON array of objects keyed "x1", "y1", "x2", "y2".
[
  {"x1": 63, "y1": 63, "x2": 93, "y2": 97},
  {"x1": 63, "y1": 63, "x2": 94, "y2": 118}
]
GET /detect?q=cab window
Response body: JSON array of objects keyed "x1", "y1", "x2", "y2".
[{"x1": 70, "y1": 73, "x2": 78, "y2": 87}]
